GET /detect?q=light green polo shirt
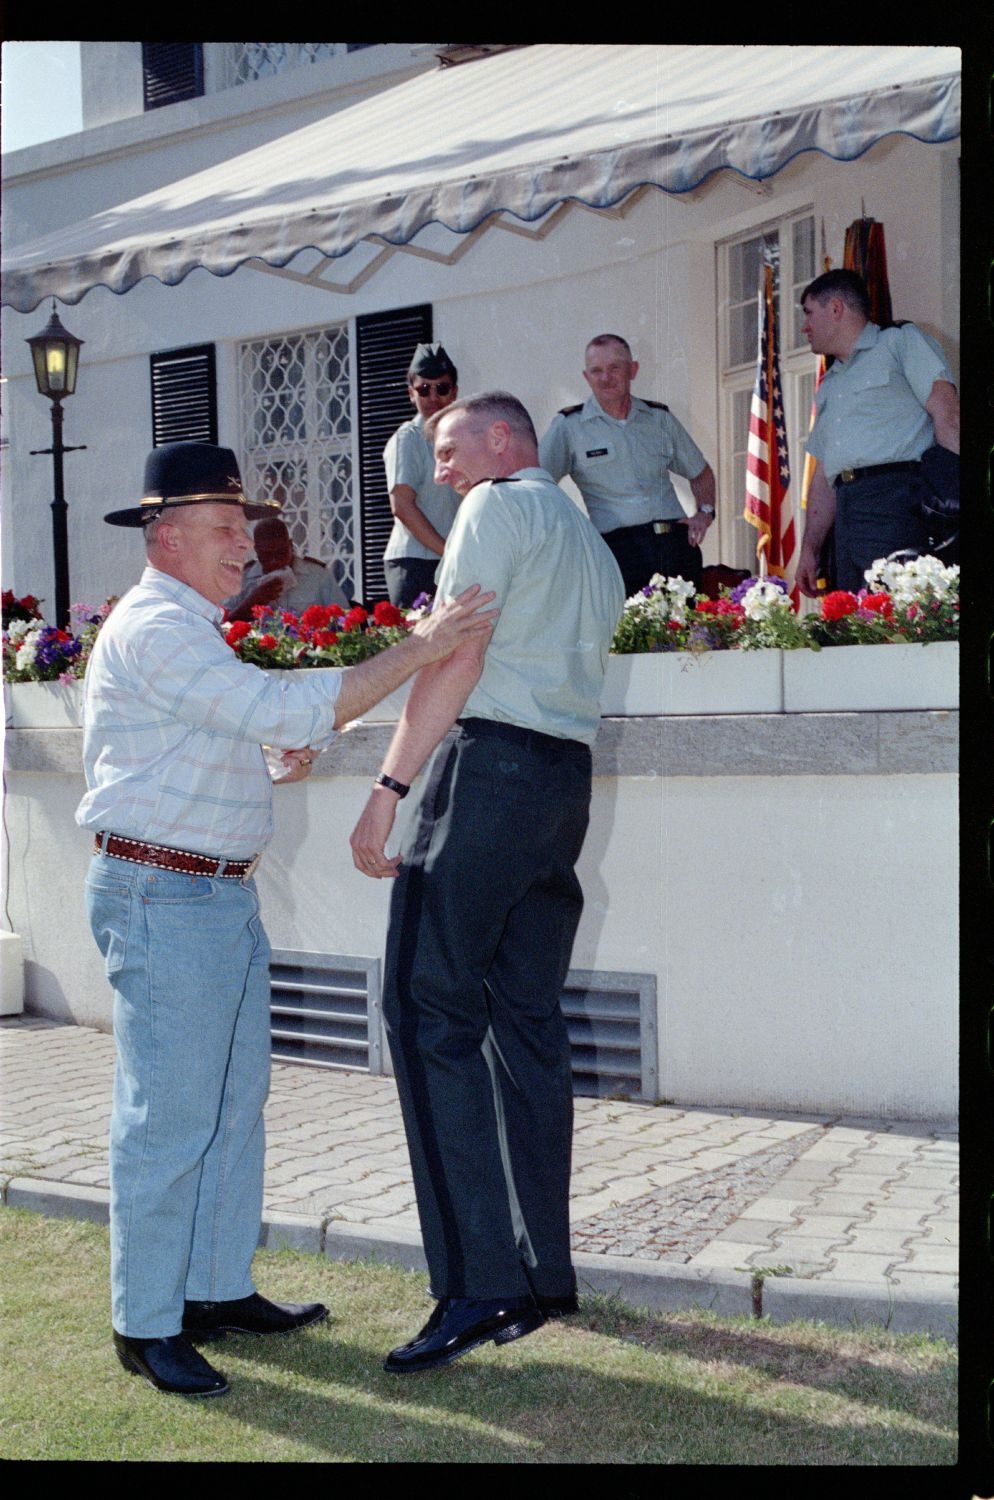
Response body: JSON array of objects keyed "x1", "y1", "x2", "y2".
[
  {"x1": 539, "y1": 394, "x2": 708, "y2": 531},
  {"x1": 434, "y1": 467, "x2": 625, "y2": 745},
  {"x1": 382, "y1": 414, "x2": 461, "y2": 562},
  {"x1": 806, "y1": 322, "x2": 954, "y2": 483}
]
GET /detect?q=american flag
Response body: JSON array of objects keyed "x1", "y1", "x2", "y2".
[{"x1": 744, "y1": 262, "x2": 797, "y2": 601}]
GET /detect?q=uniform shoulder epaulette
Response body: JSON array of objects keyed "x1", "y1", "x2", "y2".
[
  {"x1": 642, "y1": 399, "x2": 670, "y2": 411},
  {"x1": 557, "y1": 403, "x2": 584, "y2": 417}
]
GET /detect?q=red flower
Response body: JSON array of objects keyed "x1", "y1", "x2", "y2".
[
  {"x1": 312, "y1": 629, "x2": 338, "y2": 648},
  {"x1": 281, "y1": 611, "x2": 300, "y2": 628},
  {"x1": 250, "y1": 604, "x2": 271, "y2": 621},
  {"x1": 372, "y1": 601, "x2": 403, "y2": 628},
  {"x1": 858, "y1": 593, "x2": 894, "y2": 619},
  {"x1": 301, "y1": 605, "x2": 335, "y2": 631},
  {"x1": 257, "y1": 634, "x2": 278, "y2": 650},
  {"x1": 226, "y1": 620, "x2": 251, "y2": 645},
  {"x1": 666, "y1": 619, "x2": 683, "y2": 631},
  {"x1": 821, "y1": 591, "x2": 859, "y2": 622},
  {"x1": 329, "y1": 604, "x2": 345, "y2": 618},
  {"x1": 344, "y1": 606, "x2": 368, "y2": 632}
]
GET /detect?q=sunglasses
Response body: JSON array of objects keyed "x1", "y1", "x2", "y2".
[{"x1": 413, "y1": 381, "x2": 454, "y2": 398}]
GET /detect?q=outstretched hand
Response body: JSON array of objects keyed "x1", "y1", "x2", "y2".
[{"x1": 410, "y1": 584, "x2": 498, "y2": 663}]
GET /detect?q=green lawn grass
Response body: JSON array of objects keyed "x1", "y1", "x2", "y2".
[{"x1": 0, "y1": 1207, "x2": 956, "y2": 1464}]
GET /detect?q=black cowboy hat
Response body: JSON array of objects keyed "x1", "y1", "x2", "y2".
[{"x1": 103, "y1": 442, "x2": 282, "y2": 528}]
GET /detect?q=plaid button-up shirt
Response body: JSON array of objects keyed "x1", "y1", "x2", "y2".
[{"x1": 76, "y1": 567, "x2": 341, "y2": 858}]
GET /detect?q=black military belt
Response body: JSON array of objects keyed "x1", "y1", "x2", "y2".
[
  {"x1": 457, "y1": 717, "x2": 585, "y2": 754},
  {"x1": 94, "y1": 831, "x2": 259, "y2": 879},
  {"x1": 601, "y1": 519, "x2": 679, "y2": 542},
  {"x1": 834, "y1": 461, "x2": 921, "y2": 486}
]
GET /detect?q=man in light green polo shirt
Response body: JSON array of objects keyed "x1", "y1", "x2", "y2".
[
  {"x1": 795, "y1": 269, "x2": 960, "y2": 594},
  {"x1": 350, "y1": 391, "x2": 624, "y2": 1375}
]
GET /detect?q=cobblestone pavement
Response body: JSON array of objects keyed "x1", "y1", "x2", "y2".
[{"x1": 0, "y1": 1017, "x2": 958, "y2": 1334}]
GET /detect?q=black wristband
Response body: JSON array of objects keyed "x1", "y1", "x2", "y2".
[{"x1": 374, "y1": 773, "x2": 410, "y2": 799}]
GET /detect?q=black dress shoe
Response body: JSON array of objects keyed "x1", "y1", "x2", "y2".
[
  {"x1": 384, "y1": 1296, "x2": 545, "y2": 1374},
  {"x1": 113, "y1": 1331, "x2": 229, "y2": 1396},
  {"x1": 183, "y1": 1291, "x2": 328, "y2": 1338},
  {"x1": 537, "y1": 1289, "x2": 580, "y2": 1318}
]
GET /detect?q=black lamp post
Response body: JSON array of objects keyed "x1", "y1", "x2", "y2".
[{"x1": 27, "y1": 302, "x2": 86, "y2": 630}]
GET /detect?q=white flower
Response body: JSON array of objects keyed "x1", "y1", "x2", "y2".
[
  {"x1": 864, "y1": 554, "x2": 959, "y2": 606},
  {"x1": 740, "y1": 580, "x2": 792, "y2": 622},
  {"x1": 14, "y1": 626, "x2": 41, "y2": 667}
]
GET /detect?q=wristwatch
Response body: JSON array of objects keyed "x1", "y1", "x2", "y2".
[
  {"x1": 374, "y1": 773, "x2": 410, "y2": 798},
  {"x1": 698, "y1": 505, "x2": 716, "y2": 517}
]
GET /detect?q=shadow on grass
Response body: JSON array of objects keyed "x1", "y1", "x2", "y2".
[{"x1": 227, "y1": 1316, "x2": 955, "y2": 1466}]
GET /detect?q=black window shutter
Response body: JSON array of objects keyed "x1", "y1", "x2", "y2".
[
  {"x1": 355, "y1": 304, "x2": 433, "y2": 604},
  {"x1": 142, "y1": 43, "x2": 205, "y2": 111},
  {"x1": 149, "y1": 345, "x2": 218, "y2": 446}
]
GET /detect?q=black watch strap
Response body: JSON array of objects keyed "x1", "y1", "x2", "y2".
[{"x1": 374, "y1": 773, "x2": 410, "y2": 799}]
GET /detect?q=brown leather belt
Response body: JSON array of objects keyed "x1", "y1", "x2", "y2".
[{"x1": 94, "y1": 832, "x2": 260, "y2": 879}]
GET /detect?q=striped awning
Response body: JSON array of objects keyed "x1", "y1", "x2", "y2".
[{"x1": 1, "y1": 43, "x2": 961, "y2": 313}]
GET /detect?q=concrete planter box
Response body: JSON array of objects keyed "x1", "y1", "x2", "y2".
[
  {"x1": 602, "y1": 649, "x2": 783, "y2": 716},
  {"x1": 782, "y1": 640, "x2": 959, "y2": 713},
  {"x1": 4, "y1": 679, "x2": 85, "y2": 728}
]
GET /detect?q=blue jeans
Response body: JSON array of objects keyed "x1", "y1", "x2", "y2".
[{"x1": 85, "y1": 852, "x2": 271, "y2": 1337}]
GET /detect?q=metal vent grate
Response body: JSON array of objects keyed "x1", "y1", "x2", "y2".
[
  {"x1": 269, "y1": 949, "x2": 382, "y2": 1073},
  {"x1": 563, "y1": 970, "x2": 657, "y2": 1101},
  {"x1": 269, "y1": 951, "x2": 656, "y2": 1102}
]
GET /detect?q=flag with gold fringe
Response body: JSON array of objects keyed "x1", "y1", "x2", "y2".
[{"x1": 744, "y1": 261, "x2": 797, "y2": 602}]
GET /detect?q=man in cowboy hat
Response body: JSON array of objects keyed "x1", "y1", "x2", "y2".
[
  {"x1": 78, "y1": 441, "x2": 496, "y2": 1398},
  {"x1": 382, "y1": 343, "x2": 462, "y2": 608}
]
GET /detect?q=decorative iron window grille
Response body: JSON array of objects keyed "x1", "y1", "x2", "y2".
[
  {"x1": 224, "y1": 43, "x2": 377, "y2": 87},
  {"x1": 238, "y1": 325, "x2": 355, "y2": 600}
]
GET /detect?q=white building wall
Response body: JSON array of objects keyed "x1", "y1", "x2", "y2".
[
  {"x1": 2, "y1": 758, "x2": 957, "y2": 1120},
  {"x1": 1, "y1": 133, "x2": 958, "y2": 611}
]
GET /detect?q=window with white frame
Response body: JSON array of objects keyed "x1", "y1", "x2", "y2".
[{"x1": 717, "y1": 212, "x2": 818, "y2": 571}]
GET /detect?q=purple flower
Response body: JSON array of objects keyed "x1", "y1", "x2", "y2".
[{"x1": 35, "y1": 627, "x2": 82, "y2": 670}]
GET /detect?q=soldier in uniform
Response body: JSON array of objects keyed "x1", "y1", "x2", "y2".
[
  {"x1": 794, "y1": 270, "x2": 960, "y2": 595},
  {"x1": 224, "y1": 516, "x2": 348, "y2": 619},
  {"x1": 539, "y1": 333, "x2": 716, "y2": 596},
  {"x1": 350, "y1": 392, "x2": 624, "y2": 1374},
  {"x1": 382, "y1": 343, "x2": 462, "y2": 608}
]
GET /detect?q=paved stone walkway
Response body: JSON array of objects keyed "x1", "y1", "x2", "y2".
[{"x1": 0, "y1": 1017, "x2": 957, "y2": 1336}]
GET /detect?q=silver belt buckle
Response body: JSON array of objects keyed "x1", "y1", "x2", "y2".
[
  {"x1": 838, "y1": 468, "x2": 857, "y2": 484},
  {"x1": 652, "y1": 520, "x2": 673, "y2": 535}
]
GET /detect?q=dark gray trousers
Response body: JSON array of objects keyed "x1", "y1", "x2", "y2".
[
  {"x1": 383, "y1": 718, "x2": 591, "y2": 1299},
  {"x1": 833, "y1": 471, "x2": 930, "y2": 592}
]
